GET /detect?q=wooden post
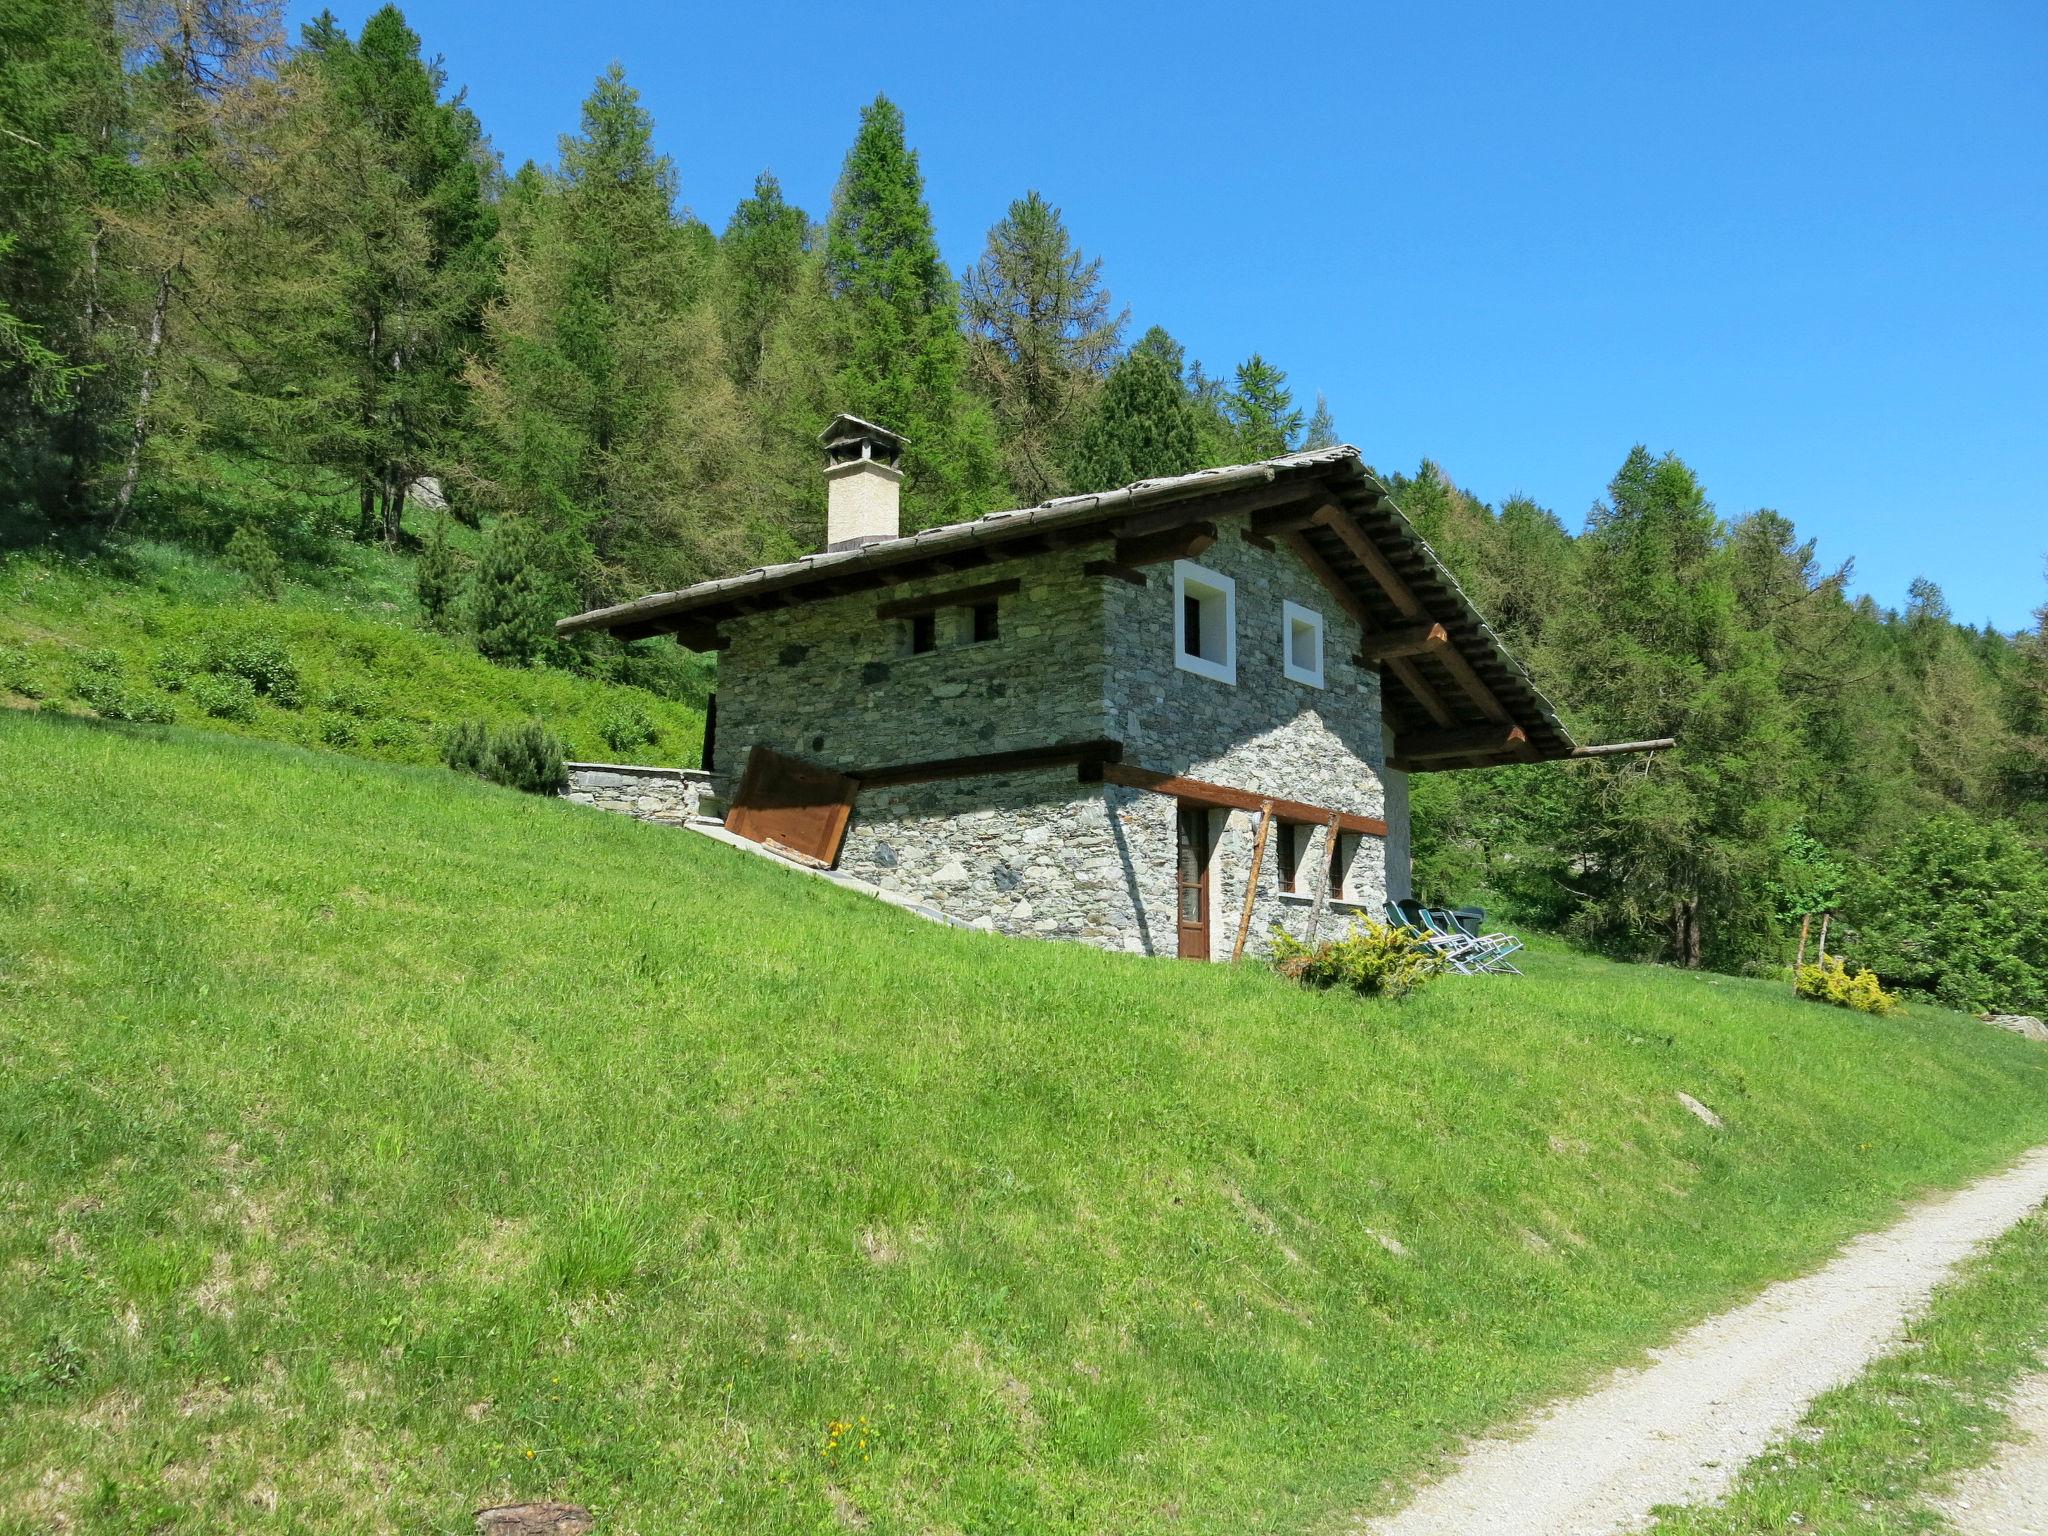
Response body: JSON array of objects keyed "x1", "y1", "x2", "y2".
[
  {"x1": 1794, "y1": 911, "x2": 1812, "y2": 985},
  {"x1": 1231, "y1": 800, "x2": 1275, "y2": 963},
  {"x1": 1816, "y1": 911, "x2": 1831, "y2": 964},
  {"x1": 1305, "y1": 810, "x2": 1341, "y2": 946}
]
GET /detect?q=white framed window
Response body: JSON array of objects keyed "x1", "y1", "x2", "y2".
[
  {"x1": 1282, "y1": 600, "x2": 1325, "y2": 687},
  {"x1": 1173, "y1": 559, "x2": 1236, "y2": 684}
]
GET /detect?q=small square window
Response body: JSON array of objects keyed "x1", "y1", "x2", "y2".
[
  {"x1": 909, "y1": 612, "x2": 937, "y2": 654},
  {"x1": 972, "y1": 600, "x2": 1000, "y2": 643},
  {"x1": 1282, "y1": 600, "x2": 1324, "y2": 687},
  {"x1": 1173, "y1": 560, "x2": 1236, "y2": 684}
]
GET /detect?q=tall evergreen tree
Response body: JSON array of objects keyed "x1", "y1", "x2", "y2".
[
  {"x1": 1226, "y1": 353, "x2": 1303, "y2": 459},
  {"x1": 1067, "y1": 326, "x2": 1200, "y2": 490},
  {"x1": 824, "y1": 94, "x2": 1002, "y2": 528},
  {"x1": 1303, "y1": 390, "x2": 1338, "y2": 449},
  {"x1": 960, "y1": 190, "x2": 1125, "y2": 503},
  {"x1": 471, "y1": 65, "x2": 747, "y2": 603}
]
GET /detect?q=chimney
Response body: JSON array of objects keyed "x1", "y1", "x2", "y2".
[{"x1": 822, "y1": 413, "x2": 906, "y2": 550}]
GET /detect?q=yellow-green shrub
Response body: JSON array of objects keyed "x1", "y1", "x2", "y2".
[
  {"x1": 1271, "y1": 918, "x2": 1447, "y2": 999},
  {"x1": 1795, "y1": 953, "x2": 1899, "y2": 1016}
]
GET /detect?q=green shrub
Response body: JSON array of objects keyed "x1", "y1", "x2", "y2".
[
  {"x1": 121, "y1": 692, "x2": 176, "y2": 725},
  {"x1": 211, "y1": 636, "x2": 301, "y2": 709},
  {"x1": 484, "y1": 720, "x2": 568, "y2": 794},
  {"x1": 150, "y1": 645, "x2": 200, "y2": 692},
  {"x1": 320, "y1": 680, "x2": 378, "y2": 717},
  {"x1": 598, "y1": 700, "x2": 655, "y2": 755},
  {"x1": 441, "y1": 717, "x2": 567, "y2": 794},
  {"x1": 439, "y1": 719, "x2": 492, "y2": 777},
  {"x1": 470, "y1": 519, "x2": 556, "y2": 666},
  {"x1": 318, "y1": 714, "x2": 358, "y2": 748},
  {"x1": 416, "y1": 514, "x2": 466, "y2": 632},
  {"x1": 1271, "y1": 919, "x2": 1447, "y2": 999},
  {"x1": 1795, "y1": 954, "x2": 1899, "y2": 1016},
  {"x1": 366, "y1": 717, "x2": 418, "y2": 754},
  {"x1": 0, "y1": 644, "x2": 48, "y2": 699},
  {"x1": 186, "y1": 672, "x2": 259, "y2": 723},
  {"x1": 224, "y1": 524, "x2": 284, "y2": 600}
]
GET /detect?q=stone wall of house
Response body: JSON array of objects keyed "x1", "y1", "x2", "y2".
[
  {"x1": 561, "y1": 762, "x2": 711, "y2": 826},
  {"x1": 710, "y1": 548, "x2": 1109, "y2": 784}
]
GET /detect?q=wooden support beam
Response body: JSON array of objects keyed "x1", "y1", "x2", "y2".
[
  {"x1": 1240, "y1": 529, "x2": 1277, "y2": 551},
  {"x1": 1247, "y1": 497, "x2": 1336, "y2": 538},
  {"x1": 1567, "y1": 737, "x2": 1677, "y2": 759},
  {"x1": 1355, "y1": 622, "x2": 1449, "y2": 664},
  {"x1": 670, "y1": 621, "x2": 730, "y2": 652},
  {"x1": 1100, "y1": 762, "x2": 1388, "y2": 837},
  {"x1": 1386, "y1": 657, "x2": 1457, "y2": 727},
  {"x1": 1231, "y1": 801, "x2": 1275, "y2": 963},
  {"x1": 1315, "y1": 506, "x2": 1429, "y2": 620},
  {"x1": 875, "y1": 577, "x2": 1021, "y2": 621},
  {"x1": 1432, "y1": 642, "x2": 1515, "y2": 725},
  {"x1": 1082, "y1": 559, "x2": 1148, "y2": 586},
  {"x1": 1115, "y1": 521, "x2": 1217, "y2": 568},
  {"x1": 1281, "y1": 531, "x2": 1376, "y2": 634},
  {"x1": 1391, "y1": 723, "x2": 1528, "y2": 763},
  {"x1": 858, "y1": 738, "x2": 1124, "y2": 789}
]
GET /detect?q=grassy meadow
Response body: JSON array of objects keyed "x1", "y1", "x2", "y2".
[{"x1": 2, "y1": 714, "x2": 2045, "y2": 1535}]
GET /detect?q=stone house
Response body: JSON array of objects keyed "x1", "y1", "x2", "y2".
[{"x1": 559, "y1": 416, "x2": 1633, "y2": 960}]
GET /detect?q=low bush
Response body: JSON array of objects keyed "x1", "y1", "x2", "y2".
[
  {"x1": 1794, "y1": 953, "x2": 1899, "y2": 1016},
  {"x1": 186, "y1": 671, "x2": 259, "y2": 723},
  {"x1": 150, "y1": 644, "x2": 200, "y2": 691},
  {"x1": 0, "y1": 644, "x2": 48, "y2": 699},
  {"x1": 224, "y1": 524, "x2": 285, "y2": 600},
  {"x1": 320, "y1": 680, "x2": 378, "y2": 717},
  {"x1": 1271, "y1": 918, "x2": 1447, "y2": 999},
  {"x1": 440, "y1": 717, "x2": 565, "y2": 794},
  {"x1": 598, "y1": 700, "x2": 655, "y2": 755},
  {"x1": 210, "y1": 634, "x2": 301, "y2": 708},
  {"x1": 318, "y1": 714, "x2": 358, "y2": 748}
]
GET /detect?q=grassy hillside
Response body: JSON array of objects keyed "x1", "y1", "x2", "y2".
[
  {"x1": 0, "y1": 532, "x2": 709, "y2": 768},
  {"x1": 2, "y1": 716, "x2": 2043, "y2": 1536}
]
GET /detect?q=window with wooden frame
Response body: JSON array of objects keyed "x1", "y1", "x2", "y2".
[
  {"x1": 1326, "y1": 830, "x2": 1362, "y2": 900},
  {"x1": 1276, "y1": 820, "x2": 1311, "y2": 894},
  {"x1": 1173, "y1": 559, "x2": 1236, "y2": 684}
]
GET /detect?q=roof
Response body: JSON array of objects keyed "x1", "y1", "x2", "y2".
[{"x1": 557, "y1": 446, "x2": 1578, "y2": 770}]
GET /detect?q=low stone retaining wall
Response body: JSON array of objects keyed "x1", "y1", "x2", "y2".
[{"x1": 560, "y1": 762, "x2": 714, "y2": 827}]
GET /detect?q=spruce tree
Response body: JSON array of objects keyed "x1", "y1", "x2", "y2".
[
  {"x1": 961, "y1": 190, "x2": 1125, "y2": 503},
  {"x1": 1303, "y1": 391, "x2": 1338, "y2": 449},
  {"x1": 469, "y1": 517, "x2": 554, "y2": 665},
  {"x1": 716, "y1": 171, "x2": 811, "y2": 389},
  {"x1": 824, "y1": 94, "x2": 1002, "y2": 527},
  {"x1": 1067, "y1": 331, "x2": 1200, "y2": 491},
  {"x1": 1227, "y1": 353, "x2": 1303, "y2": 459}
]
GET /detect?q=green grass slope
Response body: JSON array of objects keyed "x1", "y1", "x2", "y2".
[
  {"x1": 2, "y1": 716, "x2": 2044, "y2": 1535},
  {"x1": 0, "y1": 535, "x2": 708, "y2": 768}
]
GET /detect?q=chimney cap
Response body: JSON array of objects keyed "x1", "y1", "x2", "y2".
[{"x1": 821, "y1": 412, "x2": 907, "y2": 459}]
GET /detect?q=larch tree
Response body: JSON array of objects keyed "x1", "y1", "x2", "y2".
[
  {"x1": 1226, "y1": 353, "x2": 1303, "y2": 459},
  {"x1": 1303, "y1": 390, "x2": 1338, "y2": 449},
  {"x1": 824, "y1": 94, "x2": 1002, "y2": 528},
  {"x1": 960, "y1": 189, "x2": 1125, "y2": 504}
]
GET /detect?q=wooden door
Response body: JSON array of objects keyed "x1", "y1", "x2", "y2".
[
  {"x1": 1175, "y1": 804, "x2": 1213, "y2": 960},
  {"x1": 725, "y1": 745, "x2": 860, "y2": 867}
]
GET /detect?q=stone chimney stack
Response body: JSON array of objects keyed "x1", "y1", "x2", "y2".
[{"x1": 822, "y1": 413, "x2": 906, "y2": 550}]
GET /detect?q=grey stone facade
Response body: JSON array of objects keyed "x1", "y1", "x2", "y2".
[
  {"x1": 709, "y1": 520, "x2": 1405, "y2": 959},
  {"x1": 561, "y1": 762, "x2": 711, "y2": 827}
]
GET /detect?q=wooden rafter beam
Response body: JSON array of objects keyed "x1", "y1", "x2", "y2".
[
  {"x1": 1313, "y1": 505, "x2": 1428, "y2": 620},
  {"x1": 1115, "y1": 521, "x2": 1217, "y2": 568},
  {"x1": 1392, "y1": 723, "x2": 1528, "y2": 763},
  {"x1": 1568, "y1": 737, "x2": 1676, "y2": 759},
  {"x1": 1281, "y1": 531, "x2": 1376, "y2": 633},
  {"x1": 670, "y1": 621, "x2": 730, "y2": 652},
  {"x1": 875, "y1": 577, "x2": 1021, "y2": 621},
  {"x1": 1355, "y1": 622, "x2": 1449, "y2": 664},
  {"x1": 1433, "y1": 643, "x2": 1515, "y2": 725},
  {"x1": 1110, "y1": 478, "x2": 1318, "y2": 541},
  {"x1": 1082, "y1": 559, "x2": 1149, "y2": 586},
  {"x1": 1386, "y1": 657, "x2": 1457, "y2": 727}
]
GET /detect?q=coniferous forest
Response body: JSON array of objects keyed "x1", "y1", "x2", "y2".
[{"x1": 3, "y1": 0, "x2": 2045, "y2": 1008}]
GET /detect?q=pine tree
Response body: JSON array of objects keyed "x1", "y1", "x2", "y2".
[
  {"x1": 469, "y1": 516, "x2": 554, "y2": 665},
  {"x1": 1067, "y1": 330, "x2": 1201, "y2": 491},
  {"x1": 1227, "y1": 353, "x2": 1303, "y2": 459},
  {"x1": 1303, "y1": 391, "x2": 1338, "y2": 449},
  {"x1": 824, "y1": 94, "x2": 1002, "y2": 528},
  {"x1": 716, "y1": 171, "x2": 811, "y2": 389},
  {"x1": 961, "y1": 190, "x2": 1126, "y2": 503},
  {"x1": 415, "y1": 511, "x2": 464, "y2": 629}
]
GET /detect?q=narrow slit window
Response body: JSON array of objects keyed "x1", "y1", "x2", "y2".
[
  {"x1": 909, "y1": 612, "x2": 937, "y2": 655},
  {"x1": 1326, "y1": 830, "x2": 1360, "y2": 900},
  {"x1": 972, "y1": 600, "x2": 1000, "y2": 643},
  {"x1": 1277, "y1": 821, "x2": 1309, "y2": 894}
]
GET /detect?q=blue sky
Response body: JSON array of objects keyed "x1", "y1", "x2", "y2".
[{"x1": 295, "y1": 0, "x2": 2047, "y2": 630}]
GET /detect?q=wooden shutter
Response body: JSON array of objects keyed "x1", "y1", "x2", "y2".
[{"x1": 724, "y1": 746, "x2": 860, "y2": 867}]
